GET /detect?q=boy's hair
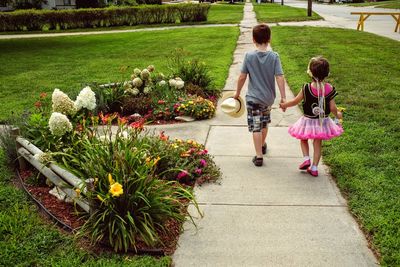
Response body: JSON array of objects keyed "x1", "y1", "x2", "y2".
[
  {"x1": 308, "y1": 56, "x2": 330, "y2": 81},
  {"x1": 253, "y1": 24, "x2": 271, "y2": 44}
]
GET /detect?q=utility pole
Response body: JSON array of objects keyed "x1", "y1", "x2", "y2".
[
  {"x1": 281, "y1": 0, "x2": 284, "y2": 5},
  {"x1": 307, "y1": 0, "x2": 312, "y2": 16}
]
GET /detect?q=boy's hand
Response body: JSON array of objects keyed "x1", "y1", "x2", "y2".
[
  {"x1": 233, "y1": 92, "x2": 240, "y2": 99},
  {"x1": 280, "y1": 98, "x2": 287, "y2": 112}
]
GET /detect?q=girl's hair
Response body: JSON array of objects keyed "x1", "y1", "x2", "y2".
[{"x1": 307, "y1": 56, "x2": 329, "y2": 81}]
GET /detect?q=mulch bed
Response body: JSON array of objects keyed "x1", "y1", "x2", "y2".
[{"x1": 18, "y1": 169, "x2": 182, "y2": 255}]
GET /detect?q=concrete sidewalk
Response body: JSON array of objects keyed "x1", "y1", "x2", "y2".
[{"x1": 149, "y1": 2, "x2": 378, "y2": 266}]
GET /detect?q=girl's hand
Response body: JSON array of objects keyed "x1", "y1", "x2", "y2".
[{"x1": 337, "y1": 111, "x2": 343, "y2": 120}]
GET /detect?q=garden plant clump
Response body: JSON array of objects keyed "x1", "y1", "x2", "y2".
[
  {"x1": 95, "y1": 58, "x2": 218, "y2": 123},
  {"x1": 9, "y1": 83, "x2": 221, "y2": 253}
]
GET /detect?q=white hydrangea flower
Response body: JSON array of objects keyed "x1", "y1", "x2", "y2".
[
  {"x1": 125, "y1": 88, "x2": 140, "y2": 96},
  {"x1": 176, "y1": 80, "x2": 185, "y2": 89},
  {"x1": 130, "y1": 74, "x2": 137, "y2": 80},
  {"x1": 49, "y1": 112, "x2": 73, "y2": 136},
  {"x1": 74, "y1": 86, "x2": 96, "y2": 111},
  {"x1": 143, "y1": 87, "x2": 152, "y2": 94},
  {"x1": 140, "y1": 69, "x2": 150, "y2": 80},
  {"x1": 52, "y1": 88, "x2": 76, "y2": 116},
  {"x1": 134, "y1": 68, "x2": 141, "y2": 75},
  {"x1": 33, "y1": 152, "x2": 53, "y2": 165},
  {"x1": 158, "y1": 80, "x2": 166, "y2": 86},
  {"x1": 169, "y1": 79, "x2": 177, "y2": 88},
  {"x1": 132, "y1": 77, "x2": 143, "y2": 88},
  {"x1": 147, "y1": 65, "x2": 155, "y2": 72}
]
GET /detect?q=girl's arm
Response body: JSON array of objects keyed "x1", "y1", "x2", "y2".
[
  {"x1": 329, "y1": 99, "x2": 343, "y2": 119},
  {"x1": 280, "y1": 90, "x2": 303, "y2": 109}
]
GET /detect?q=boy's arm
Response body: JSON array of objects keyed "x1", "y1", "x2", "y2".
[
  {"x1": 233, "y1": 73, "x2": 247, "y2": 99},
  {"x1": 280, "y1": 90, "x2": 303, "y2": 109},
  {"x1": 276, "y1": 75, "x2": 286, "y2": 111}
]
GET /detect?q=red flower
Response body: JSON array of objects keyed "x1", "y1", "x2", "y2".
[
  {"x1": 130, "y1": 118, "x2": 145, "y2": 131},
  {"x1": 118, "y1": 116, "x2": 128, "y2": 125},
  {"x1": 158, "y1": 100, "x2": 165, "y2": 105},
  {"x1": 39, "y1": 92, "x2": 47, "y2": 99},
  {"x1": 159, "y1": 131, "x2": 168, "y2": 141},
  {"x1": 34, "y1": 101, "x2": 42, "y2": 109}
]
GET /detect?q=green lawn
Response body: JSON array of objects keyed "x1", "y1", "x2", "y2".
[
  {"x1": 0, "y1": 27, "x2": 239, "y2": 122},
  {"x1": 0, "y1": 150, "x2": 171, "y2": 266},
  {"x1": 207, "y1": 3, "x2": 244, "y2": 24},
  {"x1": 272, "y1": 26, "x2": 400, "y2": 266},
  {"x1": 253, "y1": 3, "x2": 322, "y2": 23},
  {"x1": 348, "y1": 0, "x2": 400, "y2": 9}
]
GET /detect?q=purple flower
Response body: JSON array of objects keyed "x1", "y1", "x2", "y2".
[
  {"x1": 194, "y1": 168, "x2": 202, "y2": 175},
  {"x1": 199, "y1": 159, "x2": 207, "y2": 167},
  {"x1": 177, "y1": 170, "x2": 189, "y2": 180}
]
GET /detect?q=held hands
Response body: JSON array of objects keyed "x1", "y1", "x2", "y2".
[{"x1": 279, "y1": 98, "x2": 287, "y2": 112}]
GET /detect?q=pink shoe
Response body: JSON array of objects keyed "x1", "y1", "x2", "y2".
[
  {"x1": 299, "y1": 159, "x2": 311, "y2": 170},
  {"x1": 307, "y1": 167, "x2": 318, "y2": 177}
]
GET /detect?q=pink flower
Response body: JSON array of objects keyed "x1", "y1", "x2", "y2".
[
  {"x1": 194, "y1": 168, "x2": 202, "y2": 175},
  {"x1": 197, "y1": 149, "x2": 208, "y2": 155},
  {"x1": 199, "y1": 159, "x2": 207, "y2": 167},
  {"x1": 177, "y1": 170, "x2": 189, "y2": 180}
]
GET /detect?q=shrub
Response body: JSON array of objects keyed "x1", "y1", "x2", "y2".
[
  {"x1": 0, "y1": 4, "x2": 210, "y2": 32},
  {"x1": 168, "y1": 49, "x2": 217, "y2": 97},
  {"x1": 57, "y1": 126, "x2": 200, "y2": 252}
]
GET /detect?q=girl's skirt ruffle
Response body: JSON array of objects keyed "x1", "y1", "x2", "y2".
[{"x1": 288, "y1": 116, "x2": 343, "y2": 140}]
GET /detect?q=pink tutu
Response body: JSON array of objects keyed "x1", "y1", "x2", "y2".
[{"x1": 288, "y1": 116, "x2": 343, "y2": 140}]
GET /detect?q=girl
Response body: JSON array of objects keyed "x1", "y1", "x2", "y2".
[{"x1": 280, "y1": 57, "x2": 343, "y2": 177}]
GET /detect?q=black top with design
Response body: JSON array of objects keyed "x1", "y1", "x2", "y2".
[{"x1": 302, "y1": 83, "x2": 337, "y2": 119}]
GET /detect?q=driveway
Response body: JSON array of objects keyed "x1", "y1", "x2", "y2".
[{"x1": 281, "y1": 0, "x2": 400, "y2": 41}]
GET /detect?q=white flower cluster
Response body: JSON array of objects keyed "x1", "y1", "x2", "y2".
[
  {"x1": 52, "y1": 89, "x2": 76, "y2": 116},
  {"x1": 74, "y1": 86, "x2": 96, "y2": 111},
  {"x1": 169, "y1": 77, "x2": 185, "y2": 89},
  {"x1": 124, "y1": 88, "x2": 140, "y2": 96},
  {"x1": 33, "y1": 152, "x2": 53, "y2": 165},
  {"x1": 158, "y1": 80, "x2": 166, "y2": 86},
  {"x1": 143, "y1": 87, "x2": 152, "y2": 94},
  {"x1": 49, "y1": 112, "x2": 73, "y2": 136}
]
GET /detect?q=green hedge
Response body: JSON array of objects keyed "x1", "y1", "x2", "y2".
[{"x1": 0, "y1": 4, "x2": 210, "y2": 31}]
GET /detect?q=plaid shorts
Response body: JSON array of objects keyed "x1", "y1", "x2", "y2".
[{"x1": 247, "y1": 101, "x2": 272, "y2": 132}]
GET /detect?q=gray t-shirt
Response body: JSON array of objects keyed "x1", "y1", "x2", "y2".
[{"x1": 241, "y1": 50, "x2": 284, "y2": 106}]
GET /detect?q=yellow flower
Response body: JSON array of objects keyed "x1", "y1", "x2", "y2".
[
  {"x1": 75, "y1": 188, "x2": 81, "y2": 196},
  {"x1": 337, "y1": 107, "x2": 346, "y2": 112},
  {"x1": 108, "y1": 173, "x2": 115, "y2": 185},
  {"x1": 153, "y1": 156, "x2": 161, "y2": 165},
  {"x1": 109, "y1": 182, "x2": 123, "y2": 197},
  {"x1": 145, "y1": 157, "x2": 152, "y2": 166},
  {"x1": 188, "y1": 101, "x2": 194, "y2": 105}
]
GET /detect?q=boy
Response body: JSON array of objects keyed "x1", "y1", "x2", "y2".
[{"x1": 233, "y1": 24, "x2": 286, "y2": 167}]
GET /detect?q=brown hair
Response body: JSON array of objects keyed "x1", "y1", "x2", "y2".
[
  {"x1": 308, "y1": 56, "x2": 330, "y2": 81},
  {"x1": 253, "y1": 24, "x2": 271, "y2": 45}
]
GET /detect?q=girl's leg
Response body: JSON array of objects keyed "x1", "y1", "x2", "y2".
[
  {"x1": 300, "y1": 139, "x2": 309, "y2": 157},
  {"x1": 299, "y1": 139, "x2": 311, "y2": 169},
  {"x1": 312, "y1": 139, "x2": 322, "y2": 167}
]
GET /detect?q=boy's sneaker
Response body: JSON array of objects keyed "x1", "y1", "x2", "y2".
[
  {"x1": 307, "y1": 167, "x2": 318, "y2": 177},
  {"x1": 252, "y1": 156, "x2": 263, "y2": 167},
  {"x1": 262, "y1": 143, "x2": 267, "y2": 155},
  {"x1": 299, "y1": 159, "x2": 311, "y2": 170}
]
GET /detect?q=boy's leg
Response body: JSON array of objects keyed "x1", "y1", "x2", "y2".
[
  {"x1": 253, "y1": 132, "x2": 263, "y2": 158},
  {"x1": 262, "y1": 127, "x2": 268, "y2": 145}
]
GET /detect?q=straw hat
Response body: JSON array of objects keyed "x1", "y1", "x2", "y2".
[{"x1": 220, "y1": 91, "x2": 245, "y2": 118}]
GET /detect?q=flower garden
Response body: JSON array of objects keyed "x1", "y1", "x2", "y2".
[{"x1": 5, "y1": 56, "x2": 222, "y2": 254}]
